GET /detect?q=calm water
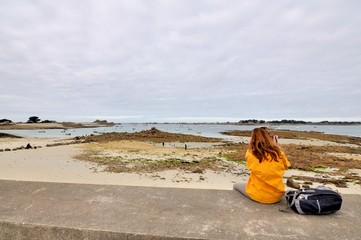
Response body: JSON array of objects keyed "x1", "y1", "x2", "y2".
[{"x1": 1, "y1": 123, "x2": 360, "y2": 138}]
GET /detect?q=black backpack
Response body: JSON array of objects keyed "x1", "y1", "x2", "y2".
[{"x1": 285, "y1": 186, "x2": 342, "y2": 215}]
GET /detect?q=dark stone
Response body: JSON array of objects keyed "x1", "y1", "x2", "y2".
[{"x1": 192, "y1": 168, "x2": 203, "y2": 174}]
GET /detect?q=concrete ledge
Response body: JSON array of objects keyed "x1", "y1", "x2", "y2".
[
  {"x1": 0, "y1": 180, "x2": 360, "y2": 240},
  {"x1": 0, "y1": 221, "x2": 197, "y2": 240}
]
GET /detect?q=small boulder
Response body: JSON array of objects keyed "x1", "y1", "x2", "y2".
[{"x1": 192, "y1": 168, "x2": 203, "y2": 174}]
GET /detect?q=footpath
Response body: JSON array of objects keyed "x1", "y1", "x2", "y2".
[{"x1": 0, "y1": 180, "x2": 360, "y2": 240}]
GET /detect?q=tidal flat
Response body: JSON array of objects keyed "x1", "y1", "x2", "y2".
[{"x1": 0, "y1": 127, "x2": 360, "y2": 193}]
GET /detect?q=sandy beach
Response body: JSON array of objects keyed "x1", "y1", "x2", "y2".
[
  {"x1": 0, "y1": 137, "x2": 246, "y2": 189},
  {"x1": 1, "y1": 129, "x2": 360, "y2": 195}
]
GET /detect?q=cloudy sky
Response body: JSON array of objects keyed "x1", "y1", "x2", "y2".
[{"x1": 1, "y1": 0, "x2": 360, "y2": 123}]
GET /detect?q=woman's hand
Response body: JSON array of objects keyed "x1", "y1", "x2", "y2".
[{"x1": 272, "y1": 135, "x2": 279, "y2": 144}]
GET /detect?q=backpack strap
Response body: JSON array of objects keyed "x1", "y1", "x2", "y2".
[
  {"x1": 279, "y1": 190, "x2": 299, "y2": 213},
  {"x1": 287, "y1": 190, "x2": 299, "y2": 208}
]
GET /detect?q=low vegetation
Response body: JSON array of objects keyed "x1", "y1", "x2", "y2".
[
  {"x1": 74, "y1": 128, "x2": 361, "y2": 186},
  {"x1": 75, "y1": 140, "x2": 231, "y2": 174}
]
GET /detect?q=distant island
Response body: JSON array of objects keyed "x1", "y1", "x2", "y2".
[
  {"x1": 235, "y1": 119, "x2": 361, "y2": 125},
  {"x1": 0, "y1": 116, "x2": 115, "y2": 130},
  {"x1": 156, "y1": 119, "x2": 361, "y2": 125},
  {"x1": 153, "y1": 119, "x2": 361, "y2": 125}
]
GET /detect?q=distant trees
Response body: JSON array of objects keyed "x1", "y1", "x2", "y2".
[
  {"x1": 41, "y1": 120, "x2": 56, "y2": 123},
  {"x1": 238, "y1": 119, "x2": 361, "y2": 125},
  {"x1": 239, "y1": 119, "x2": 308, "y2": 124},
  {"x1": 268, "y1": 119, "x2": 309, "y2": 124},
  {"x1": 239, "y1": 119, "x2": 265, "y2": 124},
  {"x1": 27, "y1": 116, "x2": 41, "y2": 123},
  {"x1": 0, "y1": 119, "x2": 13, "y2": 124},
  {"x1": 26, "y1": 116, "x2": 57, "y2": 123},
  {"x1": 1, "y1": 116, "x2": 58, "y2": 124},
  {"x1": 318, "y1": 121, "x2": 361, "y2": 125}
]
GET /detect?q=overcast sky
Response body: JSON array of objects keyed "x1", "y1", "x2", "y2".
[{"x1": 1, "y1": 0, "x2": 360, "y2": 123}]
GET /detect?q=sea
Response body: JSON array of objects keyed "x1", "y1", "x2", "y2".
[{"x1": 1, "y1": 123, "x2": 360, "y2": 138}]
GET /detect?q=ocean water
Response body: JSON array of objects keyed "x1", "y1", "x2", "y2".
[{"x1": 1, "y1": 123, "x2": 360, "y2": 138}]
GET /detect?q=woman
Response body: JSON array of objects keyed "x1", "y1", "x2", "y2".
[{"x1": 234, "y1": 127, "x2": 290, "y2": 204}]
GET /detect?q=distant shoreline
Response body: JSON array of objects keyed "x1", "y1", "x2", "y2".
[
  {"x1": 1, "y1": 121, "x2": 361, "y2": 130},
  {"x1": 135, "y1": 122, "x2": 361, "y2": 126},
  {"x1": 221, "y1": 122, "x2": 361, "y2": 126},
  {"x1": 0, "y1": 122, "x2": 115, "y2": 130}
]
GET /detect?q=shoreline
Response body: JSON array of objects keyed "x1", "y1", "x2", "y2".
[{"x1": 1, "y1": 121, "x2": 361, "y2": 130}]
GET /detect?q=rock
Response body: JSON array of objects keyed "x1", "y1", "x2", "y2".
[
  {"x1": 192, "y1": 168, "x2": 203, "y2": 174},
  {"x1": 199, "y1": 176, "x2": 205, "y2": 181},
  {"x1": 335, "y1": 182, "x2": 348, "y2": 188},
  {"x1": 286, "y1": 179, "x2": 301, "y2": 189},
  {"x1": 5, "y1": 148, "x2": 11, "y2": 151}
]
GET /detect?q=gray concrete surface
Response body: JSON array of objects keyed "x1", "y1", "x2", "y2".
[{"x1": 0, "y1": 180, "x2": 360, "y2": 240}]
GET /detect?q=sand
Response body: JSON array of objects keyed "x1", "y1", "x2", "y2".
[
  {"x1": 0, "y1": 142, "x2": 245, "y2": 189},
  {"x1": 0, "y1": 136, "x2": 360, "y2": 194}
]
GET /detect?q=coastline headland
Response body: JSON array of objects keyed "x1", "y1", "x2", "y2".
[{"x1": 0, "y1": 121, "x2": 115, "y2": 130}]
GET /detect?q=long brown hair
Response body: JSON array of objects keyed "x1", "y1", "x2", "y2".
[{"x1": 249, "y1": 127, "x2": 283, "y2": 163}]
